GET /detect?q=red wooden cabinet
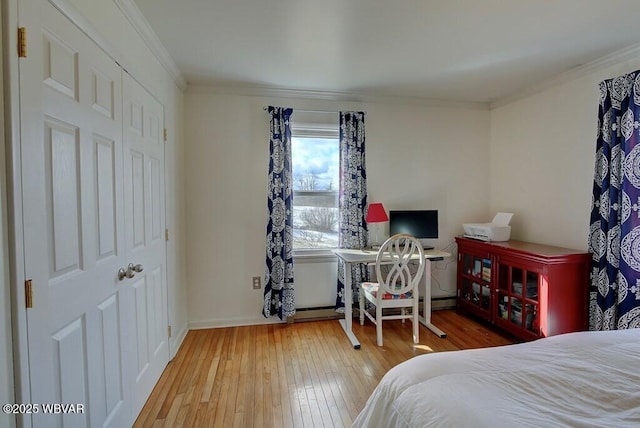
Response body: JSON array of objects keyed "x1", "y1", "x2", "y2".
[{"x1": 456, "y1": 237, "x2": 591, "y2": 340}]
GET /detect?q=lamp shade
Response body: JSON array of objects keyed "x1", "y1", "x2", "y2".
[{"x1": 366, "y1": 203, "x2": 389, "y2": 223}]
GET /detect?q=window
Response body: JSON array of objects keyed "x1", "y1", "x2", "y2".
[{"x1": 291, "y1": 121, "x2": 339, "y2": 250}]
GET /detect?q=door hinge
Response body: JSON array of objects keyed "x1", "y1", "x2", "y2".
[
  {"x1": 163, "y1": 128, "x2": 167, "y2": 141},
  {"x1": 18, "y1": 27, "x2": 27, "y2": 58},
  {"x1": 168, "y1": 325, "x2": 172, "y2": 338},
  {"x1": 165, "y1": 228, "x2": 169, "y2": 241},
  {"x1": 25, "y1": 279, "x2": 33, "y2": 308}
]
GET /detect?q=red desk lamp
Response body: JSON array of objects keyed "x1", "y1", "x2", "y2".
[{"x1": 366, "y1": 203, "x2": 389, "y2": 248}]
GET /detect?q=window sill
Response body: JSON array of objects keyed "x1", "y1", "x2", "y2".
[{"x1": 293, "y1": 250, "x2": 338, "y2": 263}]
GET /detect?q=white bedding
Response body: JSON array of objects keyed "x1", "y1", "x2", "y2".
[{"x1": 353, "y1": 329, "x2": 640, "y2": 427}]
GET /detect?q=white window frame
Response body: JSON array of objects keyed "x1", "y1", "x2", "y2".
[{"x1": 291, "y1": 120, "x2": 339, "y2": 260}]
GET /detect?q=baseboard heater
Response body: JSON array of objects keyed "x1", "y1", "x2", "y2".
[
  {"x1": 431, "y1": 296, "x2": 457, "y2": 310},
  {"x1": 290, "y1": 306, "x2": 341, "y2": 323},
  {"x1": 290, "y1": 297, "x2": 456, "y2": 323}
]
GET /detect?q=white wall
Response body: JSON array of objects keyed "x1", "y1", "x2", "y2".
[
  {"x1": 185, "y1": 89, "x2": 491, "y2": 327},
  {"x1": 490, "y1": 56, "x2": 640, "y2": 250}
]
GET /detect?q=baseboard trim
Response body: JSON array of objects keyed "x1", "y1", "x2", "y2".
[
  {"x1": 188, "y1": 298, "x2": 457, "y2": 330},
  {"x1": 189, "y1": 316, "x2": 286, "y2": 330},
  {"x1": 169, "y1": 325, "x2": 189, "y2": 360}
]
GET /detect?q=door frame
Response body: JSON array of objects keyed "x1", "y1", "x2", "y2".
[
  {"x1": 0, "y1": 1, "x2": 16, "y2": 427},
  {"x1": 4, "y1": 0, "x2": 32, "y2": 426}
]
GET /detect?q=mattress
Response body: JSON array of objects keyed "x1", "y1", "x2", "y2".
[{"x1": 353, "y1": 329, "x2": 640, "y2": 427}]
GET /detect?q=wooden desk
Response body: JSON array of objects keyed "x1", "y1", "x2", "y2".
[{"x1": 333, "y1": 248, "x2": 451, "y2": 349}]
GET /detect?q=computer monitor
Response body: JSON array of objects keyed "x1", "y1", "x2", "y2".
[{"x1": 389, "y1": 210, "x2": 438, "y2": 248}]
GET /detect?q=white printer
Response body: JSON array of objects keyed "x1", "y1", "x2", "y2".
[{"x1": 463, "y1": 212, "x2": 513, "y2": 242}]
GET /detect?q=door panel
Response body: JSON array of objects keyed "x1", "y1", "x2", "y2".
[
  {"x1": 42, "y1": 30, "x2": 78, "y2": 100},
  {"x1": 91, "y1": 70, "x2": 116, "y2": 119},
  {"x1": 150, "y1": 157, "x2": 162, "y2": 241},
  {"x1": 95, "y1": 137, "x2": 117, "y2": 261},
  {"x1": 97, "y1": 294, "x2": 123, "y2": 418},
  {"x1": 131, "y1": 150, "x2": 146, "y2": 249},
  {"x1": 51, "y1": 317, "x2": 88, "y2": 427},
  {"x1": 149, "y1": 266, "x2": 164, "y2": 351},
  {"x1": 20, "y1": 2, "x2": 129, "y2": 427},
  {"x1": 122, "y1": 72, "x2": 169, "y2": 416},
  {"x1": 44, "y1": 118, "x2": 82, "y2": 278}
]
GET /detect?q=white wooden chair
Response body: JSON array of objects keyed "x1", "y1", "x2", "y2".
[{"x1": 359, "y1": 234, "x2": 425, "y2": 346}]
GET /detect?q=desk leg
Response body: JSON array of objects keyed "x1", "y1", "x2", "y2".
[
  {"x1": 340, "y1": 261, "x2": 361, "y2": 349},
  {"x1": 419, "y1": 260, "x2": 447, "y2": 338}
]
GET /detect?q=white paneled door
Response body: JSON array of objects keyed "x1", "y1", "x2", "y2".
[
  {"x1": 122, "y1": 72, "x2": 169, "y2": 418},
  {"x1": 19, "y1": 1, "x2": 168, "y2": 426}
]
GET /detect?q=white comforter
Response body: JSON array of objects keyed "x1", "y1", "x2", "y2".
[{"x1": 353, "y1": 329, "x2": 640, "y2": 428}]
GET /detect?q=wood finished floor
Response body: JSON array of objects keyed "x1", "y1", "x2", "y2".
[{"x1": 134, "y1": 310, "x2": 514, "y2": 428}]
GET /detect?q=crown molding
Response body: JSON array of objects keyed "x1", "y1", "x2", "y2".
[
  {"x1": 186, "y1": 83, "x2": 490, "y2": 110},
  {"x1": 491, "y1": 42, "x2": 640, "y2": 109},
  {"x1": 114, "y1": 0, "x2": 187, "y2": 90}
]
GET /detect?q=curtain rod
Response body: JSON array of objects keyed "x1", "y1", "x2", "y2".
[{"x1": 262, "y1": 107, "x2": 365, "y2": 115}]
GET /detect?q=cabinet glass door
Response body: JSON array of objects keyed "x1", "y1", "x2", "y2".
[
  {"x1": 461, "y1": 278, "x2": 491, "y2": 310},
  {"x1": 460, "y1": 253, "x2": 492, "y2": 313},
  {"x1": 497, "y1": 264, "x2": 539, "y2": 334}
]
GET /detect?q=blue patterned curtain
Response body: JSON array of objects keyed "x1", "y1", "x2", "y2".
[
  {"x1": 336, "y1": 111, "x2": 368, "y2": 312},
  {"x1": 589, "y1": 71, "x2": 640, "y2": 330},
  {"x1": 264, "y1": 106, "x2": 295, "y2": 320}
]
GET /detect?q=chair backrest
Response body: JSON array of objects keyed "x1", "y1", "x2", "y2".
[{"x1": 375, "y1": 234, "x2": 425, "y2": 298}]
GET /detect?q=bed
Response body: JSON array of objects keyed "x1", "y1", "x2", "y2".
[{"x1": 353, "y1": 329, "x2": 640, "y2": 427}]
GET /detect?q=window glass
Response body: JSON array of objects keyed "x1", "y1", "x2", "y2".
[{"x1": 291, "y1": 136, "x2": 339, "y2": 249}]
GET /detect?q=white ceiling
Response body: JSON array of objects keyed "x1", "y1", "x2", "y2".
[{"x1": 132, "y1": 0, "x2": 640, "y2": 103}]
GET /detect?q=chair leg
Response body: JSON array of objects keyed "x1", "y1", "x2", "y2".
[
  {"x1": 413, "y1": 303, "x2": 419, "y2": 344},
  {"x1": 359, "y1": 287, "x2": 365, "y2": 326},
  {"x1": 376, "y1": 304, "x2": 383, "y2": 346},
  {"x1": 401, "y1": 308, "x2": 406, "y2": 324}
]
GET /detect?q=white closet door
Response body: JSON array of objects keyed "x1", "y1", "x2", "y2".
[
  {"x1": 19, "y1": 1, "x2": 171, "y2": 426},
  {"x1": 122, "y1": 72, "x2": 169, "y2": 417},
  {"x1": 19, "y1": 1, "x2": 130, "y2": 427}
]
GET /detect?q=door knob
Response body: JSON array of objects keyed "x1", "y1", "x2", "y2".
[
  {"x1": 117, "y1": 266, "x2": 136, "y2": 281},
  {"x1": 129, "y1": 263, "x2": 144, "y2": 273}
]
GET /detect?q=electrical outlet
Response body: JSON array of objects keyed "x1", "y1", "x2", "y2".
[{"x1": 252, "y1": 276, "x2": 261, "y2": 289}]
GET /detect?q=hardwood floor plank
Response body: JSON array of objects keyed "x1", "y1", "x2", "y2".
[
  {"x1": 135, "y1": 330, "x2": 197, "y2": 426},
  {"x1": 163, "y1": 392, "x2": 184, "y2": 427},
  {"x1": 234, "y1": 326, "x2": 252, "y2": 417},
  {"x1": 223, "y1": 335, "x2": 243, "y2": 427},
  {"x1": 193, "y1": 402, "x2": 210, "y2": 428},
  {"x1": 199, "y1": 356, "x2": 220, "y2": 403},
  {"x1": 134, "y1": 310, "x2": 513, "y2": 428},
  {"x1": 307, "y1": 327, "x2": 346, "y2": 427},
  {"x1": 273, "y1": 325, "x2": 298, "y2": 428},
  {"x1": 180, "y1": 331, "x2": 217, "y2": 426},
  {"x1": 253, "y1": 325, "x2": 268, "y2": 428},
  {"x1": 291, "y1": 325, "x2": 330, "y2": 428}
]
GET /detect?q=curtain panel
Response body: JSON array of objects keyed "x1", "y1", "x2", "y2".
[
  {"x1": 336, "y1": 111, "x2": 368, "y2": 312},
  {"x1": 589, "y1": 71, "x2": 640, "y2": 330},
  {"x1": 263, "y1": 106, "x2": 295, "y2": 320}
]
